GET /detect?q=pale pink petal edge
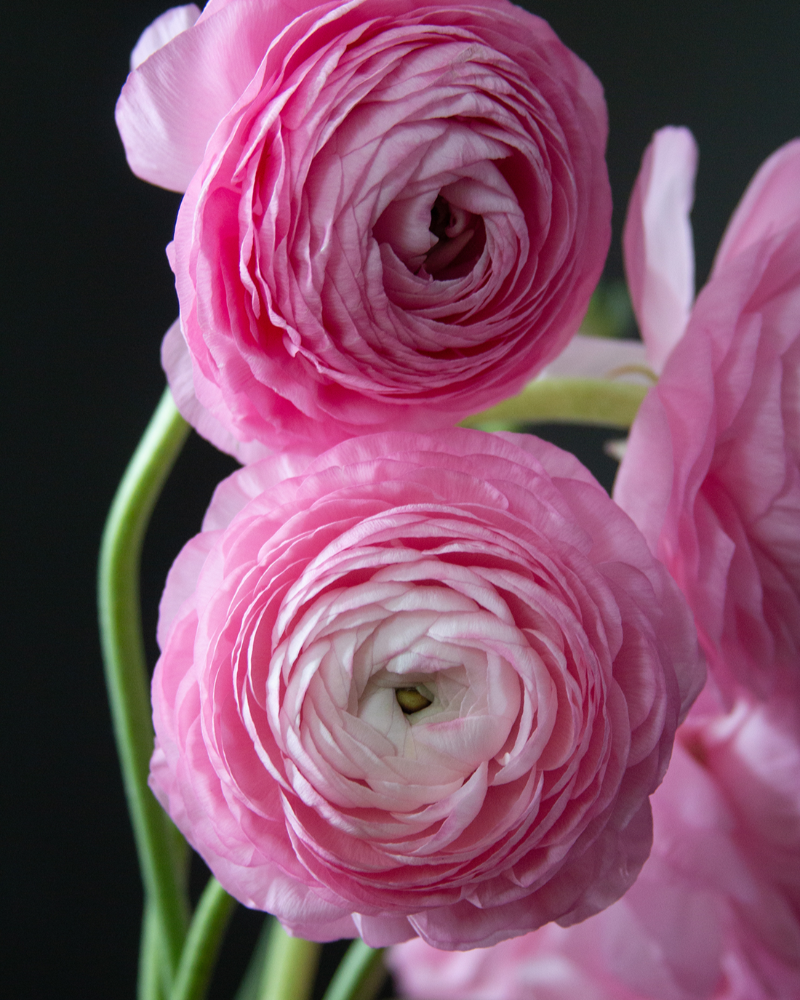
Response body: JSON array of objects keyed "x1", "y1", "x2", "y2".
[
  {"x1": 713, "y1": 139, "x2": 800, "y2": 274},
  {"x1": 538, "y1": 333, "x2": 651, "y2": 383},
  {"x1": 130, "y1": 4, "x2": 201, "y2": 71},
  {"x1": 116, "y1": 0, "x2": 294, "y2": 191},
  {"x1": 623, "y1": 126, "x2": 698, "y2": 373}
]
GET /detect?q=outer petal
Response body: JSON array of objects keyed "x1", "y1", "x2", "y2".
[
  {"x1": 713, "y1": 139, "x2": 800, "y2": 273},
  {"x1": 130, "y1": 5, "x2": 200, "y2": 71},
  {"x1": 161, "y1": 319, "x2": 272, "y2": 463},
  {"x1": 116, "y1": 0, "x2": 312, "y2": 191},
  {"x1": 623, "y1": 127, "x2": 698, "y2": 373},
  {"x1": 616, "y1": 218, "x2": 800, "y2": 697}
]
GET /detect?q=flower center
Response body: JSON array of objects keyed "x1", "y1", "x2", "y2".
[
  {"x1": 423, "y1": 195, "x2": 485, "y2": 278},
  {"x1": 395, "y1": 686, "x2": 433, "y2": 714}
]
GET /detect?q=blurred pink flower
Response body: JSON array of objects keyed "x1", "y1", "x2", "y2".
[
  {"x1": 615, "y1": 132, "x2": 800, "y2": 697},
  {"x1": 389, "y1": 692, "x2": 800, "y2": 999},
  {"x1": 150, "y1": 429, "x2": 700, "y2": 947},
  {"x1": 684, "y1": 685, "x2": 800, "y2": 938},
  {"x1": 117, "y1": 0, "x2": 610, "y2": 457}
]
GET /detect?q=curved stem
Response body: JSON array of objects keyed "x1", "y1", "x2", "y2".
[
  {"x1": 98, "y1": 388, "x2": 191, "y2": 987},
  {"x1": 255, "y1": 921, "x2": 321, "y2": 1000},
  {"x1": 170, "y1": 878, "x2": 236, "y2": 1000},
  {"x1": 321, "y1": 942, "x2": 386, "y2": 1000},
  {"x1": 461, "y1": 377, "x2": 648, "y2": 431}
]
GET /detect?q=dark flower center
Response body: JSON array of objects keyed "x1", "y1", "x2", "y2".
[
  {"x1": 424, "y1": 195, "x2": 485, "y2": 279},
  {"x1": 429, "y1": 195, "x2": 456, "y2": 242},
  {"x1": 396, "y1": 687, "x2": 433, "y2": 714}
]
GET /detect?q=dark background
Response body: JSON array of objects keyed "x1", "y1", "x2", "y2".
[{"x1": 3, "y1": 2, "x2": 799, "y2": 996}]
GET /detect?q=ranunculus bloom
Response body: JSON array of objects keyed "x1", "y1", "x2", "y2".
[
  {"x1": 150, "y1": 429, "x2": 701, "y2": 948},
  {"x1": 389, "y1": 693, "x2": 800, "y2": 999},
  {"x1": 117, "y1": 0, "x2": 611, "y2": 457},
  {"x1": 614, "y1": 133, "x2": 800, "y2": 697}
]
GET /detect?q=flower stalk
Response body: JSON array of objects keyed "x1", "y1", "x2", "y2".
[
  {"x1": 321, "y1": 941, "x2": 386, "y2": 1000},
  {"x1": 255, "y1": 920, "x2": 321, "y2": 1000},
  {"x1": 98, "y1": 388, "x2": 191, "y2": 990},
  {"x1": 139, "y1": 902, "x2": 166, "y2": 1000},
  {"x1": 170, "y1": 878, "x2": 236, "y2": 1000},
  {"x1": 461, "y1": 376, "x2": 648, "y2": 430}
]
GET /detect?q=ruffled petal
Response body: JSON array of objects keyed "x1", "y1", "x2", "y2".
[{"x1": 161, "y1": 318, "x2": 272, "y2": 463}]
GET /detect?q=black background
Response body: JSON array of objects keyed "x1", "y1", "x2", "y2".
[{"x1": 3, "y1": 2, "x2": 799, "y2": 996}]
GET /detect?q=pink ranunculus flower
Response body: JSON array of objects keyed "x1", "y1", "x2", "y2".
[
  {"x1": 389, "y1": 693, "x2": 800, "y2": 999},
  {"x1": 614, "y1": 132, "x2": 800, "y2": 697},
  {"x1": 150, "y1": 428, "x2": 701, "y2": 948},
  {"x1": 117, "y1": 0, "x2": 611, "y2": 458}
]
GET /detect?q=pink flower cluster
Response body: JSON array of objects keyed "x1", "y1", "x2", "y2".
[
  {"x1": 616, "y1": 131, "x2": 800, "y2": 700},
  {"x1": 390, "y1": 693, "x2": 800, "y2": 999},
  {"x1": 116, "y1": 0, "x2": 800, "y2": 977},
  {"x1": 390, "y1": 131, "x2": 800, "y2": 994}
]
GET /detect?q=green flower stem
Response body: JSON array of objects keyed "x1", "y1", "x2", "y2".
[
  {"x1": 321, "y1": 942, "x2": 387, "y2": 1000},
  {"x1": 98, "y1": 388, "x2": 191, "y2": 988},
  {"x1": 170, "y1": 878, "x2": 237, "y2": 1000},
  {"x1": 139, "y1": 902, "x2": 166, "y2": 1000},
  {"x1": 256, "y1": 921, "x2": 321, "y2": 1000},
  {"x1": 460, "y1": 377, "x2": 648, "y2": 430},
  {"x1": 233, "y1": 918, "x2": 273, "y2": 1000}
]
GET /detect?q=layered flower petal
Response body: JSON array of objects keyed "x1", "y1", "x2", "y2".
[
  {"x1": 150, "y1": 429, "x2": 701, "y2": 947},
  {"x1": 616, "y1": 136, "x2": 800, "y2": 697},
  {"x1": 390, "y1": 694, "x2": 800, "y2": 999},
  {"x1": 118, "y1": 0, "x2": 611, "y2": 451}
]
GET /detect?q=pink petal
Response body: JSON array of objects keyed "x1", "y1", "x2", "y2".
[
  {"x1": 713, "y1": 139, "x2": 800, "y2": 274},
  {"x1": 623, "y1": 127, "x2": 698, "y2": 373},
  {"x1": 156, "y1": 531, "x2": 216, "y2": 649},
  {"x1": 161, "y1": 318, "x2": 271, "y2": 463},
  {"x1": 130, "y1": 5, "x2": 201, "y2": 71},
  {"x1": 539, "y1": 333, "x2": 650, "y2": 383},
  {"x1": 116, "y1": 0, "x2": 303, "y2": 191}
]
